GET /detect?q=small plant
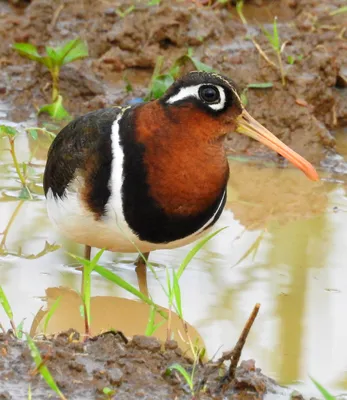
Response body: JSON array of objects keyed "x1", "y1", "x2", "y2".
[
  {"x1": 310, "y1": 377, "x2": 336, "y2": 400},
  {"x1": 235, "y1": 2, "x2": 287, "y2": 87},
  {"x1": 0, "y1": 286, "x2": 17, "y2": 334},
  {"x1": 240, "y1": 82, "x2": 273, "y2": 106},
  {"x1": 103, "y1": 387, "x2": 116, "y2": 398},
  {"x1": 330, "y1": 6, "x2": 347, "y2": 16},
  {"x1": 236, "y1": 0, "x2": 247, "y2": 25},
  {"x1": 145, "y1": 49, "x2": 214, "y2": 101},
  {"x1": 69, "y1": 248, "x2": 105, "y2": 336},
  {"x1": 166, "y1": 363, "x2": 195, "y2": 394},
  {"x1": 0, "y1": 125, "x2": 32, "y2": 199},
  {"x1": 26, "y1": 334, "x2": 67, "y2": 400},
  {"x1": 261, "y1": 17, "x2": 286, "y2": 86},
  {"x1": 115, "y1": 5, "x2": 135, "y2": 18},
  {"x1": 43, "y1": 296, "x2": 61, "y2": 335},
  {"x1": 287, "y1": 54, "x2": 303, "y2": 65},
  {"x1": 13, "y1": 38, "x2": 88, "y2": 120}
]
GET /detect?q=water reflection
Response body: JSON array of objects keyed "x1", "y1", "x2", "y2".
[{"x1": 1, "y1": 127, "x2": 347, "y2": 397}]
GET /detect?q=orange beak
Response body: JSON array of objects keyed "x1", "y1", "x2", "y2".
[{"x1": 235, "y1": 109, "x2": 319, "y2": 181}]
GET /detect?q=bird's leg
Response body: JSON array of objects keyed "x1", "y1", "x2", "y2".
[
  {"x1": 81, "y1": 245, "x2": 91, "y2": 294},
  {"x1": 84, "y1": 245, "x2": 91, "y2": 260},
  {"x1": 135, "y1": 252, "x2": 150, "y2": 298}
]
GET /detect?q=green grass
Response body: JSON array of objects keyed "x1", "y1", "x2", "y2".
[
  {"x1": 261, "y1": 17, "x2": 286, "y2": 86},
  {"x1": 115, "y1": 5, "x2": 135, "y2": 18},
  {"x1": 240, "y1": 82, "x2": 273, "y2": 106},
  {"x1": 0, "y1": 286, "x2": 17, "y2": 335},
  {"x1": 145, "y1": 49, "x2": 214, "y2": 101},
  {"x1": 43, "y1": 296, "x2": 61, "y2": 335},
  {"x1": 26, "y1": 334, "x2": 67, "y2": 400},
  {"x1": 330, "y1": 6, "x2": 347, "y2": 16},
  {"x1": 310, "y1": 377, "x2": 336, "y2": 400},
  {"x1": 0, "y1": 125, "x2": 55, "y2": 200},
  {"x1": 13, "y1": 38, "x2": 88, "y2": 120}
]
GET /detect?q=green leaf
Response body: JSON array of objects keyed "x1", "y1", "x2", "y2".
[
  {"x1": 172, "y1": 271, "x2": 182, "y2": 318},
  {"x1": 190, "y1": 57, "x2": 214, "y2": 73},
  {"x1": 45, "y1": 46, "x2": 57, "y2": 62},
  {"x1": 148, "y1": 0, "x2": 161, "y2": 4},
  {"x1": 272, "y1": 17, "x2": 280, "y2": 52},
  {"x1": 150, "y1": 74, "x2": 175, "y2": 100},
  {"x1": 247, "y1": 82, "x2": 273, "y2": 89},
  {"x1": 240, "y1": 91, "x2": 248, "y2": 106},
  {"x1": 13, "y1": 43, "x2": 42, "y2": 63},
  {"x1": 287, "y1": 55, "x2": 295, "y2": 65},
  {"x1": 330, "y1": 6, "x2": 347, "y2": 16},
  {"x1": 236, "y1": 0, "x2": 247, "y2": 25},
  {"x1": 59, "y1": 38, "x2": 89, "y2": 66},
  {"x1": 103, "y1": 387, "x2": 115, "y2": 396},
  {"x1": 27, "y1": 128, "x2": 38, "y2": 140},
  {"x1": 16, "y1": 319, "x2": 25, "y2": 339},
  {"x1": 177, "y1": 227, "x2": 227, "y2": 279},
  {"x1": 310, "y1": 377, "x2": 336, "y2": 400},
  {"x1": 262, "y1": 17, "x2": 281, "y2": 53},
  {"x1": 93, "y1": 264, "x2": 168, "y2": 320},
  {"x1": 0, "y1": 125, "x2": 17, "y2": 137},
  {"x1": 38, "y1": 95, "x2": 70, "y2": 120},
  {"x1": 18, "y1": 185, "x2": 31, "y2": 200},
  {"x1": 115, "y1": 5, "x2": 135, "y2": 18},
  {"x1": 26, "y1": 335, "x2": 67, "y2": 400},
  {"x1": 166, "y1": 364, "x2": 193, "y2": 391},
  {"x1": 43, "y1": 296, "x2": 61, "y2": 334},
  {"x1": 0, "y1": 286, "x2": 14, "y2": 320}
]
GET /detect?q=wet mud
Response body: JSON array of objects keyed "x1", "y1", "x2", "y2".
[
  {"x1": 0, "y1": 0, "x2": 346, "y2": 163},
  {"x1": 0, "y1": 329, "x2": 294, "y2": 400}
]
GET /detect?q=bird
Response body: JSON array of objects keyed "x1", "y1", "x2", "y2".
[{"x1": 43, "y1": 71, "x2": 318, "y2": 282}]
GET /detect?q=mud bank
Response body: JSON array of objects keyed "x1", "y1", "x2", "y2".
[
  {"x1": 0, "y1": 0, "x2": 346, "y2": 163},
  {"x1": 0, "y1": 329, "x2": 308, "y2": 400}
]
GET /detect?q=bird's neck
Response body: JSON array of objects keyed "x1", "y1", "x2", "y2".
[{"x1": 133, "y1": 102, "x2": 229, "y2": 217}]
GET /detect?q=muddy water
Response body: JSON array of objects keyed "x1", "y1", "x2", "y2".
[{"x1": 1, "y1": 117, "x2": 347, "y2": 397}]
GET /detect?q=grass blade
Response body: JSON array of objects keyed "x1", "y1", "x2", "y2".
[
  {"x1": 177, "y1": 227, "x2": 227, "y2": 279},
  {"x1": 26, "y1": 335, "x2": 67, "y2": 400},
  {"x1": 272, "y1": 17, "x2": 280, "y2": 52},
  {"x1": 231, "y1": 230, "x2": 265, "y2": 268},
  {"x1": 330, "y1": 6, "x2": 347, "y2": 16},
  {"x1": 43, "y1": 296, "x2": 61, "y2": 334},
  {"x1": 0, "y1": 286, "x2": 14, "y2": 321},
  {"x1": 247, "y1": 82, "x2": 273, "y2": 89},
  {"x1": 167, "y1": 363, "x2": 193, "y2": 391},
  {"x1": 310, "y1": 377, "x2": 336, "y2": 400},
  {"x1": 145, "y1": 305, "x2": 157, "y2": 336},
  {"x1": 93, "y1": 264, "x2": 168, "y2": 319},
  {"x1": 172, "y1": 271, "x2": 182, "y2": 318}
]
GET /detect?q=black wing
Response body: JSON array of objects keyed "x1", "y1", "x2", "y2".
[{"x1": 43, "y1": 107, "x2": 124, "y2": 218}]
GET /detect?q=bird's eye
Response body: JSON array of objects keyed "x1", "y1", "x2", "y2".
[{"x1": 198, "y1": 85, "x2": 220, "y2": 104}]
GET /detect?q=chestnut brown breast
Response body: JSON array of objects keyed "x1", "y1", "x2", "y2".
[{"x1": 134, "y1": 101, "x2": 229, "y2": 217}]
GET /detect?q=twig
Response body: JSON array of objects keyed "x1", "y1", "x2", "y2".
[
  {"x1": 228, "y1": 303, "x2": 260, "y2": 380},
  {"x1": 50, "y1": 3, "x2": 65, "y2": 29},
  {"x1": 217, "y1": 303, "x2": 260, "y2": 387},
  {"x1": 251, "y1": 39, "x2": 277, "y2": 69}
]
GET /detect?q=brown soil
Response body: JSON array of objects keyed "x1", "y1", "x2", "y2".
[
  {"x1": 0, "y1": 329, "x2": 291, "y2": 400},
  {"x1": 0, "y1": 0, "x2": 347, "y2": 164}
]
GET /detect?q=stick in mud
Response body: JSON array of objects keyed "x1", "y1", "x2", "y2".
[{"x1": 219, "y1": 303, "x2": 261, "y2": 387}]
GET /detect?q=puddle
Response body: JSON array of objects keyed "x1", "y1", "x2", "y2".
[{"x1": 1, "y1": 119, "x2": 347, "y2": 397}]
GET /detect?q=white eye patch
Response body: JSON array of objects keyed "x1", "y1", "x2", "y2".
[{"x1": 166, "y1": 84, "x2": 226, "y2": 111}]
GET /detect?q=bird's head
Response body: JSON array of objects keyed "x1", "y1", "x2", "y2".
[{"x1": 158, "y1": 71, "x2": 318, "y2": 181}]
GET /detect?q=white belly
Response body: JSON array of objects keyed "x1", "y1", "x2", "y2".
[{"x1": 46, "y1": 187, "x2": 210, "y2": 253}]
